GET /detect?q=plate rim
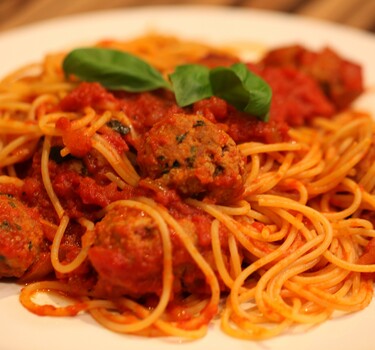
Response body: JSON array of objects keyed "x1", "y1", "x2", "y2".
[{"x1": 0, "y1": 5, "x2": 375, "y2": 350}]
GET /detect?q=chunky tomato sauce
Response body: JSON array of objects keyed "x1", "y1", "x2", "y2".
[{"x1": 0, "y1": 44, "x2": 366, "y2": 299}]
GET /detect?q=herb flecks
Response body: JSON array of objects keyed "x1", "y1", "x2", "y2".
[
  {"x1": 176, "y1": 132, "x2": 188, "y2": 144},
  {"x1": 185, "y1": 146, "x2": 197, "y2": 168},
  {"x1": 0, "y1": 193, "x2": 13, "y2": 198},
  {"x1": 221, "y1": 145, "x2": 229, "y2": 155},
  {"x1": 107, "y1": 120, "x2": 130, "y2": 135},
  {"x1": 193, "y1": 120, "x2": 206, "y2": 127},
  {"x1": 160, "y1": 159, "x2": 181, "y2": 175},
  {"x1": 0, "y1": 221, "x2": 11, "y2": 231},
  {"x1": 214, "y1": 165, "x2": 225, "y2": 177},
  {"x1": 185, "y1": 157, "x2": 195, "y2": 168}
]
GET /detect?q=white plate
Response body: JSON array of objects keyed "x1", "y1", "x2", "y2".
[{"x1": 1, "y1": 6, "x2": 375, "y2": 350}]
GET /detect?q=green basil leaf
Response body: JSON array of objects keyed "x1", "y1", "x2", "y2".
[
  {"x1": 63, "y1": 48, "x2": 171, "y2": 92},
  {"x1": 169, "y1": 65, "x2": 212, "y2": 107},
  {"x1": 169, "y1": 63, "x2": 271, "y2": 121},
  {"x1": 210, "y1": 63, "x2": 272, "y2": 121},
  {"x1": 210, "y1": 67, "x2": 250, "y2": 111},
  {"x1": 230, "y1": 63, "x2": 272, "y2": 121}
]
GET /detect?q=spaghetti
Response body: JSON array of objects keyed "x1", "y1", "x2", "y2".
[{"x1": 0, "y1": 34, "x2": 375, "y2": 341}]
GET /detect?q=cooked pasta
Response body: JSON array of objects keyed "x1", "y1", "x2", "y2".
[{"x1": 0, "y1": 34, "x2": 374, "y2": 341}]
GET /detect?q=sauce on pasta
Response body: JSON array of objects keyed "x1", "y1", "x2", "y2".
[{"x1": 0, "y1": 34, "x2": 374, "y2": 340}]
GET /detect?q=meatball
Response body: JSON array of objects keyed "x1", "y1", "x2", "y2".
[
  {"x1": 0, "y1": 194, "x2": 44, "y2": 278},
  {"x1": 261, "y1": 45, "x2": 363, "y2": 110},
  {"x1": 88, "y1": 205, "x2": 164, "y2": 297},
  {"x1": 137, "y1": 113, "x2": 245, "y2": 203}
]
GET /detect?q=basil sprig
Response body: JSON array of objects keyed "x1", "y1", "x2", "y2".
[
  {"x1": 170, "y1": 63, "x2": 271, "y2": 121},
  {"x1": 63, "y1": 47, "x2": 271, "y2": 121},
  {"x1": 63, "y1": 48, "x2": 171, "y2": 92}
]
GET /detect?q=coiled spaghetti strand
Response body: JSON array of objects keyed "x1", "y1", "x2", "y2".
[
  {"x1": 87, "y1": 199, "x2": 174, "y2": 334},
  {"x1": 139, "y1": 197, "x2": 220, "y2": 332}
]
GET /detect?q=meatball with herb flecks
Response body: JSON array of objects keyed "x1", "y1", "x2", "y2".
[
  {"x1": 0, "y1": 194, "x2": 44, "y2": 278},
  {"x1": 137, "y1": 114, "x2": 245, "y2": 204},
  {"x1": 88, "y1": 205, "x2": 164, "y2": 298}
]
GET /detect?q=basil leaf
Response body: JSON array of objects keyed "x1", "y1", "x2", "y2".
[
  {"x1": 169, "y1": 65, "x2": 212, "y2": 107},
  {"x1": 63, "y1": 48, "x2": 171, "y2": 92},
  {"x1": 169, "y1": 63, "x2": 271, "y2": 121},
  {"x1": 210, "y1": 63, "x2": 272, "y2": 121},
  {"x1": 210, "y1": 66, "x2": 250, "y2": 111},
  {"x1": 230, "y1": 63, "x2": 272, "y2": 121}
]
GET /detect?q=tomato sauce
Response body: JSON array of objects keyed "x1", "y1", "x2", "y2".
[
  {"x1": 1, "y1": 43, "x2": 366, "y2": 304},
  {"x1": 58, "y1": 45, "x2": 355, "y2": 147},
  {"x1": 261, "y1": 45, "x2": 363, "y2": 110},
  {"x1": 60, "y1": 82, "x2": 120, "y2": 112}
]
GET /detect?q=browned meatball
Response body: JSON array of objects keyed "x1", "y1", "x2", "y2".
[
  {"x1": 0, "y1": 194, "x2": 44, "y2": 278},
  {"x1": 89, "y1": 203, "x2": 230, "y2": 299},
  {"x1": 88, "y1": 205, "x2": 163, "y2": 297},
  {"x1": 261, "y1": 45, "x2": 363, "y2": 110},
  {"x1": 137, "y1": 113, "x2": 245, "y2": 203}
]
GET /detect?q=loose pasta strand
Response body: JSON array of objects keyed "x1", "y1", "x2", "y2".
[{"x1": 1, "y1": 34, "x2": 374, "y2": 342}]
